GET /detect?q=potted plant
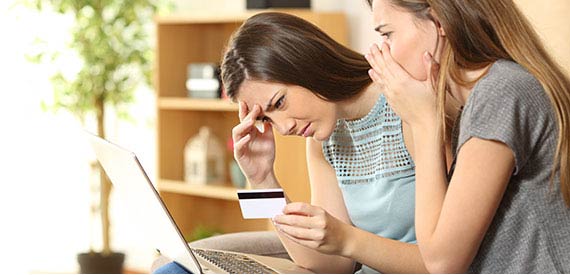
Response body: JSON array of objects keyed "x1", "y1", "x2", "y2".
[{"x1": 25, "y1": 0, "x2": 160, "y2": 273}]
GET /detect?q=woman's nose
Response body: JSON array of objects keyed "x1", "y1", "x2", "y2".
[{"x1": 273, "y1": 119, "x2": 296, "y2": 136}]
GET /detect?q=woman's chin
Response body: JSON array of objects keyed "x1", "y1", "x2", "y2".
[{"x1": 312, "y1": 132, "x2": 329, "y2": 142}]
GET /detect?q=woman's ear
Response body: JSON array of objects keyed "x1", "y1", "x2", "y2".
[
  {"x1": 436, "y1": 21, "x2": 446, "y2": 37},
  {"x1": 429, "y1": 8, "x2": 446, "y2": 37}
]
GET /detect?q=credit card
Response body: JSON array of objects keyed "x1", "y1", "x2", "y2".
[{"x1": 237, "y1": 188, "x2": 286, "y2": 219}]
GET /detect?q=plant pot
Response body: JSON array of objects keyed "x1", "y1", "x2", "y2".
[{"x1": 77, "y1": 252, "x2": 125, "y2": 274}]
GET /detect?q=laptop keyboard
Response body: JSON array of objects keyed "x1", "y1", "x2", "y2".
[{"x1": 192, "y1": 248, "x2": 277, "y2": 274}]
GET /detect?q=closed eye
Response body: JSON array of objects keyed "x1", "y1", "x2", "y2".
[{"x1": 380, "y1": 31, "x2": 393, "y2": 39}]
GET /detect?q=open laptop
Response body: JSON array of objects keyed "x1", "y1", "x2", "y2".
[{"x1": 87, "y1": 133, "x2": 311, "y2": 274}]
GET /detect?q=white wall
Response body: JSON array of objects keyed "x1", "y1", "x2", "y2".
[
  {"x1": 0, "y1": 2, "x2": 158, "y2": 273},
  {"x1": 332, "y1": 0, "x2": 570, "y2": 70},
  {"x1": 171, "y1": 0, "x2": 378, "y2": 54},
  {"x1": 516, "y1": 0, "x2": 570, "y2": 73},
  {"x1": 311, "y1": 0, "x2": 377, "y2": 53},
  {"x1": 172, "y1": 0, "x2": 570, "y2": 71}
]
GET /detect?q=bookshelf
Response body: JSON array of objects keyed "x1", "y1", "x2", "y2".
[{"x1": 155, "y1": 10, "x2": 348, "y2": 238}]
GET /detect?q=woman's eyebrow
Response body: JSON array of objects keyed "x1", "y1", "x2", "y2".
[
  {"x1": 264, "y1": 88, "x2": 286, "y2": 112},
  {"x1": 375, "y1": 23, "x2": 388, "y2": 32}
]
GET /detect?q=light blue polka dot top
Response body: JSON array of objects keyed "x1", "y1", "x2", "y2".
[{"x1": 322, "y1": 94, "x2": 416, "y2": 273}]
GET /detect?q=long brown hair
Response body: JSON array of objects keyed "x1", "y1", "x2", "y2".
[
  {"x1": 221, "y1": 12, "x2": 371, "y2": 102},
  {"x1": 367, "y1": 0, "x2": 570, "y2": 206}
]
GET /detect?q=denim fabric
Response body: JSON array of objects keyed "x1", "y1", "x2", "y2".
[{"x1": 153, "y1": 261, "x2": 192, "y2": 274}]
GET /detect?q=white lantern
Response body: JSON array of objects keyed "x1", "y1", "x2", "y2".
[{"x1": 184, "y1": 126, "x2": 225, "y2": 185}]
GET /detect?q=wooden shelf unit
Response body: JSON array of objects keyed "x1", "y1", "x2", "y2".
[
  {"x1": 158, "y1": 98, "x2": 239, "y2": 111},
  {"x1": 158, "y1": 179, "x2": 239, "y2": 201},
  {"x1": 155, "y1": 10, "x2": 347, "y2": 238}
]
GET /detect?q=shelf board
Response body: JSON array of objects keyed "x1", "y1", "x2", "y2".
[
  {"x1": 155, "y1": 10, "x2": 320, "y2": 24},
  {"x1": 158, "y1": 98, "x2": 238, "y2": 111},
  {"x1": 158, "y1": 179, "x2": 239, "y2": 201}
]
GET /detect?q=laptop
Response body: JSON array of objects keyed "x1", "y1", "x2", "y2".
[{"x1": 87, "y1": 133, "x2": 312, "y2": 274}]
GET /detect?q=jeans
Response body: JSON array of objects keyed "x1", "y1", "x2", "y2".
[{"x1": 153, "y1": 261, "x2": 192, "y2": 274}]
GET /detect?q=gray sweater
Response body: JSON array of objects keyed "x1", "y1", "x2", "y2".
[{"x1": 451, "y1": 60, "x2": 570, "y2": 273}]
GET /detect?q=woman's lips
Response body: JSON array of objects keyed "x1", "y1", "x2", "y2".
[{"x1": 300, "y1": 123, "x2": 312, "y2": 137}]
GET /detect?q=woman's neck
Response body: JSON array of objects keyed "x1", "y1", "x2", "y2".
[
  {"x1": 338, "y1": 82, "x2": 383, "y2": 120},
  {"x1": 448, "y1": 64, "x2": 493, "y2": 105}
]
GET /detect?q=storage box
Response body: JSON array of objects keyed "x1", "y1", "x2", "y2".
[
  {"x1": 186, "y1": 63, "x2": 222, "y2": 99},
  {"x1": 246, "y1": 0, "x2": 311, "y2": 9}
]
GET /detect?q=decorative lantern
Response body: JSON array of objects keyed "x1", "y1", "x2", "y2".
[{"x1": 184, "y1": 127, "x2": 225, "y2": 184}]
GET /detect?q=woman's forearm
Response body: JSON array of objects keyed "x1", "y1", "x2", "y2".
[
  {"x1": 275, "y1": 227, "x2": 356, "y2": 273},
  {"x1": 411, "y1": 125, "x2": 450, "y2": 271},
  {"x1": 344, "y1": 226, "x2": 428, "y2": 273}
]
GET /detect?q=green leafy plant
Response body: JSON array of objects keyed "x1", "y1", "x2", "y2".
[
  {"x1": 24, "y1": 0, "x2": 163, "y2": 257},
  {"x1": 185, "y1": 225, "x2": 224, "y2": 242}
]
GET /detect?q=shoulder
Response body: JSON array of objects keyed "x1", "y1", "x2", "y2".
[
  {"x1": 307, "y1": 138, "x2": 323, "y2": 154},
  {"x1": 469, "y1": 60, "x2": 546, "y2": 106},
  {"x1": 457, "y1": 60, "x2": 556, "y2": 174}
]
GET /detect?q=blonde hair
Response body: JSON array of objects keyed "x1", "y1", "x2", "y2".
[{"x1": 381, "y1": 0, "x2": 570, "y2": 206}]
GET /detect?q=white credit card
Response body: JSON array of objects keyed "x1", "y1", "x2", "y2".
[{"x1": 237, "y1": 188, "x2": 286, "y2": 219}]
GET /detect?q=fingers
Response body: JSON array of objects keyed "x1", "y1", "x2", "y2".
[
  {"x1": 380, "y1": 42, "x2": 412, "y2": 81},
  {"x1": 238, "y1": 101, "x2": 263, "y2": 122},
  {"x1": 233, "y1": 133, "x2": 251, "y2": 156},
  {"x1": 273, "y1": 211, "x2": 327, "y2": 243},
  {"x1": 260, "y1": 121, "x2": 274, "y2": 140},
  {"x1": 368, "y1": 68, "x2": 382, "y2": 83},
  {"x1": 282, "y1": 202, "x2": 322, "y2": 216},
  {"x1": 369, "y1": 43, "x2": 385, "y2": 70},
  {"x1": 273, "y1": 203, "x2": 337, "y2": 251},
  {"x1": 232, "y1": 104, "x2": 263, "y2": 157},
  {"x1": 274, "y1": 223, "x2": 324, "y2": 243},
  {"x1": 423, "y1": 51, "x2": 434, "y2": 87},
  {"x1": 238, "y1": 101, "x2": 248, "y2": 122},
  {"x1": 378, "y1": 42, "x2": 393, "y2": 74},
  {"x1": 273, "y1": 202, "x2": 326, "y2": 229},
  {"x1": 274, "y1": 213, "x2": 313, "y2": 228},
  {"x1": 423, "y1": 51, "x2": 440, "y2": 86},
  {"x1": 274, "y1": 203, "x2": 326, "y2": 229},
  {"x1": 246, "y1": 104, "x2": 261, "y2": 122},
  {"x1": 232, "y1": 122, "x2": 253, "y2": 159},
  {"x1": 233, "y1": 104, "x2": 262, "y2": 139},
  {"x1": 278, "y1": 231, "x2": 318, "y2": 249},
  {"x1": 365, "y1": 43, "x2": 385, "y2": 81},
  {"x1": 232, "y1": 117, "x2": 255, "y2": 142}
]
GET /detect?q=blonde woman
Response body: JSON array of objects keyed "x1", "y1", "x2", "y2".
[{"x1": 365, "y1": 0, "x2": 570, "y2": 273}]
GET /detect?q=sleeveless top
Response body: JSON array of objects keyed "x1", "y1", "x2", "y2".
[{"x1": 322, "y1": 94, "x2": 417, "y2": 273}]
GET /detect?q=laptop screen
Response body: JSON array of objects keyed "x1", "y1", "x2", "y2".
[{"x1": 88, "y1": 133, "x2": 202, "y2": 274}]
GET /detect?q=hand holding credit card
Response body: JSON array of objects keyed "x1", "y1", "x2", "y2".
[{"x1": 237, "y1": 188, "x2": 286, "y2": 219}]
